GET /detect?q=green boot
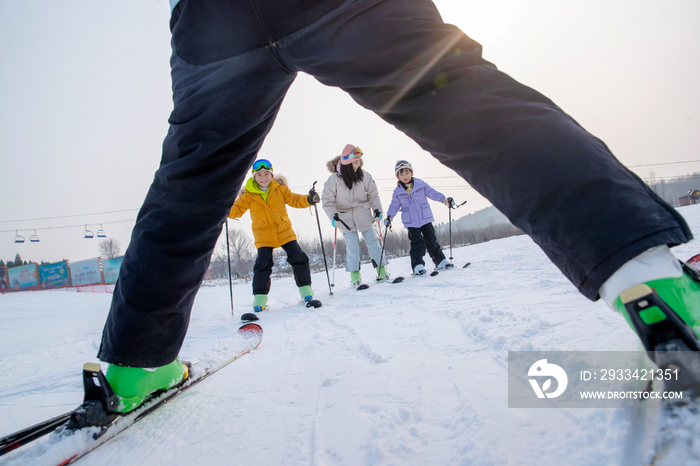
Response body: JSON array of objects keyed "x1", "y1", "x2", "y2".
[
  {"x1": 613, "y1": 267, "x2": 700, "y2": 391},
  {"x1": 350, "y1": 271, "x2": 362, "y2": 286},
  {"x1": 299, "y1": 285, "x2": 314, "y2": 302},
  {"x1": 613, "y1": 270, "x2": 700, "y2": 339},
  {"x1": 105, "y1": 359, "x2": 188, "y2": 413},
  {"x1": 376, "y1": 266, "x2": 390, "y2": 281},
  {"x1": 253, "y1": 294, "x2": 267, "y2": 313}
]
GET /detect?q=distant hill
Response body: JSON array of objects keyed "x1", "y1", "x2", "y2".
[{"x1": 436, "y1": 205, "x2": 511, "y2": 232}]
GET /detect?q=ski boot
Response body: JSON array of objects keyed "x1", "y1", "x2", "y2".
[
  {"x1": 376, "y1": 266, "x2": 390, "y2": 282},
  {"x1": 436, "y1": 259, "x2": 454, "y2": 270},
  {"x1": 67, "y1": 359, "x2": 189, "y2": 430},
  {"x1": 351, "y1": 271, "x2": 369, "y2": 290},
  {"x1": 299, "y1": 285, "x2": 322, "y2": 308},
  {"x1": 253, "y1": 294, "x2": 268, "y2": 313},
  {"x1": 105, "y1": 360, "x2": 189, "y2": 413},
  {"x1": 413, "y1": 264, "x2": 427, "y2": 276},
  {"x1": 614, "y1": 263, "x2": 700, "y2": 394}
]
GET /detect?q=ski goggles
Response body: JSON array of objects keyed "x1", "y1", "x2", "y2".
[
  {"x1": 395, "y1": 160, "x2": 413, "y2": 174},
  {"x1": 340, "y1": 147, "x2": 363, "y2": 161},
  {"x1": 251, "y1": 159, "x2": 273, "y2": 173}
]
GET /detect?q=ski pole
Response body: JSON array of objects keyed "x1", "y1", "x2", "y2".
[
  {"x1": 225, "y1": 219, "x2": 234, "y2": 315},
  {"x1": 377, "y1": 221, "x2": 390, "y2": 279},
  {"x1": 447, "y1": 198, "x2": 467, "y2": 264},
  {"x1": 311, "y1": 182, "x2": 333, "y2": 295},
  {"x1": 332, "y1": 227, "x2": 337, "y2": 288}
]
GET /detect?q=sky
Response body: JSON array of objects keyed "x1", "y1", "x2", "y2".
[{"x1": 1, "y1": 0, "x2": 699, "y2": 265}]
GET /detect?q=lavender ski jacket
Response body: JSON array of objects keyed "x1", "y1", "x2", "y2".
[{"x1": 386, "y1": 178, "x2": 445, "y2": 228}]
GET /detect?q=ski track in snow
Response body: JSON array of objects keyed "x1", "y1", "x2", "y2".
[{"x1": 1, "y1": 205, "x2": 699, "y2": 466}]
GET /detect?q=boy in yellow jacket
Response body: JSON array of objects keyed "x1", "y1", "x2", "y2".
[{"x1": 229, "y1": 159, "x2": 321, "y2": 313}]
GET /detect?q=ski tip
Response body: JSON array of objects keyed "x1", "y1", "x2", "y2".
[
  {"x1": 391, "y1": 276, "x2": 405, "y2": 283},
  {"x1": 462, "y1": 262, "x2": 471, "y2": 268},
  {"x1": 240, "y1": 313, "x2": 259, "y2": 322},
  {"x1": 239, "y1": 322, "x2": 262, "y2": 333},
  {"x1": 430, "y1": 270, "x2": 439, "y2": 276},
  {"x1": 356, "y1": 284, "x2": 370, "y2": 290}
]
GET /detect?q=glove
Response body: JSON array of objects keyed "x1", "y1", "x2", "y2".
[
  {"x1": 384, "y1": 216, "x2": 392, "y2": 227},
  {"x1": 307, "y1": 191, "x2": 320, "y2": 204},
  {"x1": 373, "y1": 209, "x2": 382, "y2": 222},
  {"x1": 332, "y1": 213, "x2": 340, "y2": 228},
  {"x1": 445, "y1": 197, "x2": 456, "y2": 208}
]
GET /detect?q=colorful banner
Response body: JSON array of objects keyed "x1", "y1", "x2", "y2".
[
  {"x1": 39, "y1": 261, "x2": 71, "y2": 288},
  {"x1": 102, "y1": 256, "x2": 124, "y2": 284},
  {"x1": 0, "y1": 266, "x2": 8, "y2": 291},
  {"x1": 8, "y1": 263, "x2": 40, "y2": 291},
  {"x1": 70, "y1": 258, "x2": 103, "y2": 286}
]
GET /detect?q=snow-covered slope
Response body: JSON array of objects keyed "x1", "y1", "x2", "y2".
[{"x1": 2, "y1": 205, "x2": 699, "y2": 466}]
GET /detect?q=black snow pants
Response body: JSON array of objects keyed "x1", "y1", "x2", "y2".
[
  {"x1": 408, "y1": 223, "x2": 446, "y2": 270},
  {"x1": 252, "y1": 240, "x2": 312, "y2": 296}
]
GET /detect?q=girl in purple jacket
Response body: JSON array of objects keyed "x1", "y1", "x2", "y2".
[{"x1": 385, "y1": 160, "x2": 453, "y2": 275}]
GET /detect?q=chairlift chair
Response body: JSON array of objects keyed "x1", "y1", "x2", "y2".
[
  {"x1": 96, "y1": 225, "x2": 106, "y2": 238},
  {"x1": 14, "y1": 231, "x2": 25, "y2": 243},
  {"x1": 29, "y1": 230, "x2": 40, "y2": 242},
  {"x1": 84, "y1": 225, "x2": 94, "y2": 239}
]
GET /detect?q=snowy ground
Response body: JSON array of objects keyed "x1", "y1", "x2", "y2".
[{"x1": 1, "y1": 205, "x2": 699, "y2": 466}]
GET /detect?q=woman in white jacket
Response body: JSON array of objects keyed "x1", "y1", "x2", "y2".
[{"x1": 322, "y1": 144, "x2": 389, "y2": 287}]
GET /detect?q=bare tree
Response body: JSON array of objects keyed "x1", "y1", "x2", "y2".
[
  {"x1": 645, "y1": 171, "x2": 672, "y2": 205},
  {"x1": 209, "y1": 227, "x2": 256, "y2": 281},
  {"x1": 98, "y1": 238, "x2": 122, "y2": 258},
  {"x1": 227, "y1": 227, "x2": 255, "y2": 262}
]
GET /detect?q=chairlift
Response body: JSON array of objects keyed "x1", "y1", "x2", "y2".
[
  {"x1": 96, "y1": 225, "x2": 106, "y2": 238},
  {"x1": 14, "y1": 231, "x2": 25, "y2": 243},
  {"x1": 29, "y1": 230, "x2": 40, "y2": 243},
  {"x1": 84, "y1": 225, "x2": 95, "y2": 239}
]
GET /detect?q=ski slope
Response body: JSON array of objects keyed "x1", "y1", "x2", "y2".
[{"x1": 1, "y1": 205, "x2": 699, "y2": 466}]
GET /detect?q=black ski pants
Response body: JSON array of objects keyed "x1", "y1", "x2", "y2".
[
  {"x1": 252, "y1": 241, "x2": 311, "y2": 296},
  {"x1": 408, "y1": 223, "x2": 446, "y2": 270},
  {"x1": 98, "y1": 0, "x2": 691, "y2": 367}
]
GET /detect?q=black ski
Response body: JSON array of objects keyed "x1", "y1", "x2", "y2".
[
  {"x1": 1, "y1": 323, "x2": 262, "y2": 464},
  {"x1": 375, "y1": 276, "x2": 404, "y2": 284},
  {"x1": 0, "y1": 411, "x2": 73, "y2": 456},
  {"x1": 240, "y1": 298, "x2": 322, "y2": 322}
]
